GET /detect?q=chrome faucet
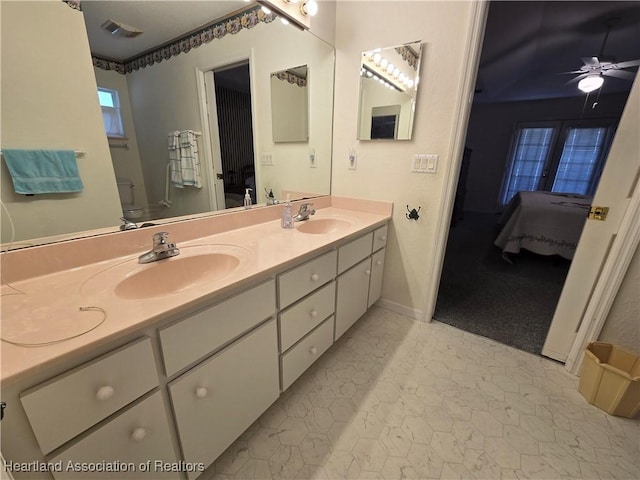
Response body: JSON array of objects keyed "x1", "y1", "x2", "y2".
[
  {"x1": 294, "y1": 203, "x2": 316, "y2": 222},
  {"x1": 138, "y1": 232, "x2": 180, "y2": 264},
  {"x1": 120, "y1": 217, "x2": 138, "y2": 231}
]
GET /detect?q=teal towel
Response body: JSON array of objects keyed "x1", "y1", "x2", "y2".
[{"x1": 2, "y1": 149, "x2": 84, "y2": 194}]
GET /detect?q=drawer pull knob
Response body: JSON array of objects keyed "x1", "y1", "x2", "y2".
[
  {"x1": 379, "y1": 236, "x2": 387, "y2": 242},
  {"x1": 376, "y1": 260, "x2": 383, "y2": 266},
  {"x1": 195, "y1": 387, "x2": 208, "y2": 399},
  {"x1": 310, "y1": 273, "x2": 320, "y2": 282},
  {"x1": 96, "y1": 386, "x2": 115, "y2": 401},
  {"x1": 131, "y1": 427, "x2": 147, "y2": 442},
  {"x1": 309, "y1": 346, "x2": 318, "y2": 355},
  {"x1": 365, "y1": 269, "x2": 371, "y2": 276},
  {"x1": 310, "y1": 309, "x2": 318, "y2": 318}
]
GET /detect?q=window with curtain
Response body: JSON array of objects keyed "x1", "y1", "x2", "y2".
[
  {"x1": 98, "y1": 88, "x2": 125, "y2": 138},
  {"x1": 500, "y1": 121, "x2": 613, "y2": 206}
]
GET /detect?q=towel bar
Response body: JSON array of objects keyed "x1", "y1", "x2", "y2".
[{"x1": 0, "y1": 149, "x2": 85, "y2": 157}]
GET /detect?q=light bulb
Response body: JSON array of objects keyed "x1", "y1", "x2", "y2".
[
  {"x1": 578, "y1": 75, "x2": 604, "y2": 93},
  {"x1": 393, "y1": 68, "x2": 400, "y2": 78},
  {"x1": 386, "y1": 63, "x2": 395, "y2": 73},
  {"x1": 301, "y1": 0, "x2": 318, "y2": 16},
  {"x1": 261, "y1": 6, "x2": 271, "y2": 14},
  {"x1": 380, "y1": 58, "x2": 389, "y2": 69},
  {"x1": 407, "y1": 80, "x2": 414, "y2": 88},
  {"x1": 366, "y1": 71, "x2": 373, "y2": 78},
  {"x1": 373, "y1": 53, "x2": 382, "y2": 65},
  {"x1": 280, "y1": 17, "x2": 289, "y2": 25}
]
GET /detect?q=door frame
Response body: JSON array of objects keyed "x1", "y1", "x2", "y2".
[{"x1": 426, "y1": 0, "x2": 640, "y2": 374}]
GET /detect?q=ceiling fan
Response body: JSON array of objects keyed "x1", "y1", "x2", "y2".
[{"x1": 564, "y1": 20, "x2": 640, "y2": 93}]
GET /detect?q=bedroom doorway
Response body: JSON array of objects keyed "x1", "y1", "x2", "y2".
[{"x1": 432, "y1": 0, "x2": 639, "y2": 357}]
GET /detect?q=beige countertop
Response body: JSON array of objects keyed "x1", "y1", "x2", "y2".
[{"x1": 0, "y1": 196, "x2": 392, "y2": 384}]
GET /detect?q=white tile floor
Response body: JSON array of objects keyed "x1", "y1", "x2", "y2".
[{"x1": 208, "y1": 307, "x2": 639, "y2": 479}]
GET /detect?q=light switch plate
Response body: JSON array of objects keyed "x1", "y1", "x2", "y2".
[
  {"x1": 348, "y1": 149, "x2": 357, "y2": 170},
  {"x1": 411, "y1": 154, "x2": 438, "y2": 173},
  {"x1": 261, "y1": 153, "x2": 274, "y2": 166}
]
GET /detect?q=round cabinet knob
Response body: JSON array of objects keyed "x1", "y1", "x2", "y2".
[
  {"x1": 379, "y1": 236, "x2": 387, "y2": 242},
  {"x1": 376, "y1": 260, "x2": 383, "y2": 266},
  {"x1": 310, "y1": 273, "x2": 320, "y2": 282},
  {"x1": 96, "y1": 386, "x2": 115, "y2": 401},
  {"x1": 195, "y1": 387, "x2": 208, "y2": 399},
  {"x1": 309, "y1": 346, "x2": 318, "y2": 355},
  {"x1": 131, "y1": 427, "x2": 147, "y2": 442},
  {"x1": 310, "y1": 309, "x2": 318, "y2": 318},
  {"x1": 365, "y1": 269, "x2": 371, "y2": 276}
]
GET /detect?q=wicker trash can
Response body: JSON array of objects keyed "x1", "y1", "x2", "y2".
[{"x1": 578, "y1": 342, "x2": 640, "y2": 418}]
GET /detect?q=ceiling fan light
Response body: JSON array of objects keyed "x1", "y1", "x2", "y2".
[{"x1": 578, "y1": 75, "x2": 604, "y2": 93}]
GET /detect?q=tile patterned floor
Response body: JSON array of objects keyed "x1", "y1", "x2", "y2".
[{"x1": 206, "y1": 307, "x2": 640, "y2": 479}]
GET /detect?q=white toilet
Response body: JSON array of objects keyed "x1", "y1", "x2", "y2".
[{"x1": 116, "y1": 178, "x2": 146, "y2": 221}]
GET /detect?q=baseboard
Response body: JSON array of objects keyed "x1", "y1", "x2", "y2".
[{"x1": 375, "y1": 298, "x2": 425, "y2": 321}]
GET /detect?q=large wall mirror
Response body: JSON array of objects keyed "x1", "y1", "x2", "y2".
[
  {"x1": 271, "y1": 65, "x2": 309, "y2": 142},
  {"x1": 0, "y1": 1, "x2": 334, "y2": 248},
  {"x1": 357, "y1": 41, "x2": 423, "y2": 140}
]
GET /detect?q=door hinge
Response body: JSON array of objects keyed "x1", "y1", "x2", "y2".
[{"x1": 588, "y1": 206, "x2": 609, "y2": 221}]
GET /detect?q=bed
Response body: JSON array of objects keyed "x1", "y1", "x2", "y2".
[{"x1": 494, "y1": 191, "x2": 592, "y2": 261}]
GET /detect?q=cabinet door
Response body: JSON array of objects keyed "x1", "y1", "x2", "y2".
[
  {"x1": 335, "y1": 258, "x2": 372, "y2": 341},
  {"x1": 169, "y1": 319, "x2": 279, "y2": 479},
  {"x1": 50, "y1": 392, "x2": 179, "y2": 479},
  {"x1": 368, "y1": 248, "x2": 385, "y2": 308}
]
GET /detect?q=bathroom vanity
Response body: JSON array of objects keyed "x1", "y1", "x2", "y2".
[{"x1": 0, "y1": 196, "x2": 391, "y2": 480}]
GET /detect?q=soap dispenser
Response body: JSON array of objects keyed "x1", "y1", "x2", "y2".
[
  {"x1": 243, "y1": 188, "x2": 252, "y2": 209},
  {"x1": 281, "y1": 194, "x2": 294, "y2": 229}
]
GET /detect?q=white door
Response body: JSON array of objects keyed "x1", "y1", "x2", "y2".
[
  {"x1": 542, "y1": 76, "x2": 640, "y2": 363},
  {"x1": 203, "y1": 71, "x2": 227, "y2": 210}
]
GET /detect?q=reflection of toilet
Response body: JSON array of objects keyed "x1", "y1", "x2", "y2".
[{"x1": 116, "y1": 178, "x2": 145, "y2": 220}]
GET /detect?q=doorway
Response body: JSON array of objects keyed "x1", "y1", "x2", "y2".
[
  {"x1": 433, "y1": 1, "x2": 638, "y2": 355},
  {"x1": 205, "y1": 61, "x2": 256, "y2": 209}
]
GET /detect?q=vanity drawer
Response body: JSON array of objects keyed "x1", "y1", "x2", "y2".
[
  {"x1": 169, "y1": 319, "x2": 279, "y2": 479},
  {"x1": 338, "y1": 232, "x2": 373, "y2": 274},
  {"x1": 278, "y1": 250, "x2": 337, "y2": 309},
  {"x1": 281, "y1": 317, "x2": 334, "y2": 391},
  {"x1": 279, "y1": 281, "x2": 336, "y2": 352},
  {"x1": 50, "y1": 391, "x2": 178, "y2": 479},
  {"x1": 373, "y1": 224, "x2": 388, "y2": 252},
  {"x1": 21, "y1": 337, "x2": 158, "y2": 455},
  {"x1": 160, "y1": 279, "x2": 275, "y2": 376}
]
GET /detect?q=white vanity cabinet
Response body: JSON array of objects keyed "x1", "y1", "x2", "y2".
[
  {"x1": 20, "y1": 337, "x2": 159, "y2": 455},
  {"x1": 49, "y1": 392, "x2": 178, "y2": 479},
  {"x1": 335, "y1": 225, "x2": 388, "y2": 341},
  {"x1": 277, "y1": 250, "x2": 337, "y2": 391},
  {"x1": 169, "y1": 319, "x2": 279, "y2": 480}
]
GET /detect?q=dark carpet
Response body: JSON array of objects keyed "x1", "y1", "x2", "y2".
[{"x1": 434, "y1": 212, "x2": 571, "y2": 355}]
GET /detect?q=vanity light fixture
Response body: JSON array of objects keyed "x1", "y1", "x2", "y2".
[
  {"x1": 257, "y1": 0, "x2": 318, "y2": 30},
  {"x1": 101, "y1": 19, "x2": 143, "y2": 38},
  {"x1": 578, "y1": 74, "x2": 604, "y2": 93}
]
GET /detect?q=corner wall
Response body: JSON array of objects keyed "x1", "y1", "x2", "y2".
[{"x1": 331, "y1": 1, "x2": 479, "y2": 317}]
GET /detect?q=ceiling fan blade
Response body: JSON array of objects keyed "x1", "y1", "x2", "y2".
[
  {"x1": 612, "y1": 59, "x2": 640, "y2": 69},
  {"x1": 563, "y1": 73, "x2": 589, "y2": 86},
  {"x1": 603, "y1": 69, "x2": 637, "y2": 81},
  {"x1": 558, "y1": 70, "x2": 587, "y2": 75},
  {"x1": 582, "y1": 56, "x2": 601, "y2": 68}
]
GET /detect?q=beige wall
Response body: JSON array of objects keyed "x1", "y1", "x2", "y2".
[
  {"x1": 1, "y1": 0, "x2": 122, "y2": 244},
  {"x1": 331, "y1": 0, "x2": 478, "y2": 317}
]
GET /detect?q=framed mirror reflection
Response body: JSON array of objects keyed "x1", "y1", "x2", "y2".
[
  {"x1": 1, "y1": 1, "x2": 335, "y2": 248},
  {"x1": 271, "y1": 65, "x2": 309, "y2": 143},
  {"x1": 357, "y1": 41, "x2": 423, "y2": 141}
]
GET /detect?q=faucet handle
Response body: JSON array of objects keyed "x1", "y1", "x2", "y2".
[{"x1": 152, "y1": 232, "x2": 170, "y2": 245}]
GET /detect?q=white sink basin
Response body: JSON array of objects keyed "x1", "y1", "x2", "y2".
[
  {"x1": 296, "y1": 218, "x2": 352, "y2": 234},
  {"x1": 80, "y1": 244, "x2": 250, "y2": 300}
]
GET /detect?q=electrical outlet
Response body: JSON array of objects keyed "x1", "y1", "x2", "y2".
[{"x1": 348, "y1": 148, "x2": 357, "y2": 170}]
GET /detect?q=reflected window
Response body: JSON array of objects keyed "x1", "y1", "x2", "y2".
[{"x1": 98, "y1": 87, "x2": 125, "y2": 138}]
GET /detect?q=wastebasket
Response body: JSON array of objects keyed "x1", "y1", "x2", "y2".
[{"x1": 578, "y1": 342, "x2": 640, "y2": 418}]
